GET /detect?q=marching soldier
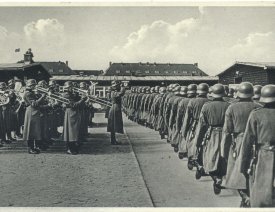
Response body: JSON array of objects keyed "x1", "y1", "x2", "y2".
[
  {"x1": 221, "y1": 82, "x2": 261, "y2": 207},
  {"x1": 107, "y1": 81, "x2": 125, "y2": 145},
  {"x1": 23, "y1": 79, "x2": 46, "y2": 154},
  {"x1": 153, "y1": 87, "x2": 166, "y2": 131},
  {"x1": 166, "y1": 85, "x2": 181, "y2": 143},
  {"x1": 182, "y1": 83, "x2": 210, "y2": 172},
  {"x1": 193, "y1": 83, "x2": 230, "y2": 194},
  {"x1": 252, "y1": 85, "x2": 262, "y2": 104},
  {"x1": 146, "y1": 86, "x2": 160, "y2": 129},
  {"x1": 178, "y1": 84, "x2": 197, "y2": 159},
  {"x1": 170, "y1": 86, "x2": 187, "y2": 152},
  {"x1": 239, "y1": 84, "x2": 275, "y2": 207},
  {"x1": 62, "y1": 81, "x2": 87, "y2": 154}
]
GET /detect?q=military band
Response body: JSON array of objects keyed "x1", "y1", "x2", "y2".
[{"x1": 0, "y1": 76, "x2": 275, "y2": 207}]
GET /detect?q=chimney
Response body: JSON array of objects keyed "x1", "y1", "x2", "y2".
[
  {"x1": 194, "y1": 63, "x2": 198, "y2": 67},
  {"x1": 109, "y1": 61, "x2": 112, "y2": 67},
  {"x1": 66, "y1": 61, "x2": 68, "y2": 66}
]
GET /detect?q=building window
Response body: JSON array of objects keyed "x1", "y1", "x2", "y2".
[
  {"x1": 182, "y1": 71, "x2": 187, "y2": 74},
  {"x1": 125, "y1": 70, "x2": 130, "y2": 74},
  {"x1": 165, "y1": 71, "x2": 169, "y2": 74},
  {"x1": 49, "y1": 69, "x2": 54, "y2": 73},
  {"x1": 116, "y1": 70, "x2": 120, "y2": 74},
  {"x1": 145, "y1": 70, "x2": 150, "y2": 74},
  {"x1": 58, "y1": 69, "x2": 63, "y2": 73},
  {"x1": 155, "y1": 70, "x2": 159, "y2": 74},
  {"x1": 174, "y1": 70, "x2": 178, "y2": 74},
  {"x1": 191, "y1": 71, "x2": 196, "y2": 76}
]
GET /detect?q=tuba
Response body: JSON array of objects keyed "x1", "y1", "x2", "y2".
[{"x1": 0, "y1": 91, "x2": 10, "y2": 106}]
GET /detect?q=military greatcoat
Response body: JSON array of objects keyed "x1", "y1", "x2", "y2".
[
  {"x1": 182, "y1": 96, "x2": 209, "y2": 159},
  {"x1": 239, "y1": 106, "x2": 275, "y2": 207},
  {"x1": 221, "y1": 100, "x2": 260, "y2": 190},
  {"x1": 194, "y1": 99, "x2": 229, "y2": 173},
  {"x1": 23, "y1": 89, "x2": 43, "y2": 141},
  {"x1": 107, "y1": 90, "x2": 125, "y2": 134},
  {"x1": 178, "y1": 97, "x2": 192, "y2": 154},
  {"x1": 62, "y1": 92, "x2": 84, "y2": 142}
]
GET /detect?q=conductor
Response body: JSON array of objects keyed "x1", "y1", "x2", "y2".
[{"x1": 107, "y1": 81, "x2": 125, "y2": 145}]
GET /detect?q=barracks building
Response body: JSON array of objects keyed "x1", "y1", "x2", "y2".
[{"x1": 218, "y1": 61, "x2": 275, "y2": 85}]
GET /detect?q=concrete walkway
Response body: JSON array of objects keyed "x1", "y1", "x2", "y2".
[{"x1": 123, "y1": 115, "x2": 240, "y2": 207}]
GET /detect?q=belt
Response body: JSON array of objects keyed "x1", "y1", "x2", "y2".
[{"x1": 258, "y1": 143, "x2": 275, "y2": 151}]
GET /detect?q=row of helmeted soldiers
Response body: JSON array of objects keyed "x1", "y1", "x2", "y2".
[
  {"x1": 122, "y1": 82, "x2": 275, "y2": 207},
  {"x1": 0, "y1": 79, "x2": 95, "y2": 155}
]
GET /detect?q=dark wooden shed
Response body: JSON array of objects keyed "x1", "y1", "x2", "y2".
[{"x1": 218, "y1": 62, "x2": 275, "y2": 85}]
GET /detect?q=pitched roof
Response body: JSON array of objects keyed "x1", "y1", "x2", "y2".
[
  {"x1": 50, "y1": 75, "x2": 218, "y2": 82},
  {"x1": 104, "y1": 62, "x2": 208, "y2": 76},
  {"x1": 38, "y1": 61, "x2": 76, "y2": 76},
  {"x1": 74, "y1": 70, "x2": 103, "y2": 76},
  {"x1": 218, "y1": 61, "x2": 275, "y2": 76},
  {"x1": 0, "y1": 62, "x2": 40, "y2": 70}
]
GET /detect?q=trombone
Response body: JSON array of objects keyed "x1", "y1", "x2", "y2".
[
  {"x1": 35, "y1": 87, "x2": 70, "y2": 105},
  {"x1": 73, "y1": 87, "x2": 112, "y2": 108}
]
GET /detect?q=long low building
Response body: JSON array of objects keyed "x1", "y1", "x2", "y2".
[
  {"x1": 51, "y1": 62, "x2": 218, "y2": 87},
  {"x1": 51, "y1": 75, "x2": 218, "y2": 86}
]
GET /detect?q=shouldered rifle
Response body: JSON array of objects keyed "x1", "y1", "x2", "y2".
[
  {"x1": 247, "y1": 143, "x2": 257, "y2": 176},
  {"x1": 201, "y1": 126, "x2": 213, "y2": 147},
  {"x1": 188, "y1": 119, "x2": 198, "y2": 141}
]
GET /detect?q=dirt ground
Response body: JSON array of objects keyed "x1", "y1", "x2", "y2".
[
  {"x1": 0, "y1": 113, "x2": 240, "y2": 207},
  {"x1": 0, "y1": 113, "x2": 152, "y2": 207}
]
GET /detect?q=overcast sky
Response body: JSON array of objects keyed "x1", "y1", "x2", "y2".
[{"x1": 0, "y1": 6, "x2": 275, "y2": 75}]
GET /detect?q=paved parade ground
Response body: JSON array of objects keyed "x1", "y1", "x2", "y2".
[{"x1": 0, "y1": 113, "x2": 240, "y2": 207}]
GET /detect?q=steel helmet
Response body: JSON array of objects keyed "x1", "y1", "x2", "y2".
[
  {"x1": 253, "y1": 85, "x2": 263, "y2": 99},
  {"x1": 79, "y1": 82, "x2": 87, "y2": 88},
  {"x1": 212, "y1": 83, "x2": 225, "y2": 98},
  {"x1": 38, "y1": 80, "x2": 47, "y2": 87},
  {"x1": 259, "y1": 85, "x2": 275, "y2": 103},
  {"x1": 0, "y1": 82, "x2": 7, "y2": 89},
  {"x1": 197, "y1": 83, "x2": 209, "y2": 95},
  {"x1": 26, "y1": 79, "x2": 37, "y2": 87},
  {"x1": 174, "y1": 85, "x2": 181, "y2": 94},
  {"x1": 64, "y1": 81, "x2": 73, "y2": 88},
  {"x1": 187, "y1": 84, "x2": 197, "y2": 94},
  {"x1": 159, "y1": 87, "x2": 166, "y2": 94},
  {"x1": 180, "y1": 86, "x2": 188, "y2": 95},
  {"x1": 237, "y1": 82, "x2": 254, "y2": 99},
  {"x1": 8, "y1": 79, "x2": 15, "y2": 86}
]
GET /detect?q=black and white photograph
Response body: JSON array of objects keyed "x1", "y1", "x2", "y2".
[{"x1": 0, "y1": 2, "x2": 275, "y2": 209}]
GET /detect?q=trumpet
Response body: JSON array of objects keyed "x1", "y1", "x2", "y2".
[
  {"x1": 73, "y1": 87, "x2": 112, "y2": 108},
  {"x1": 35, "y1": 87, "x2": 70, "y2": 105}
]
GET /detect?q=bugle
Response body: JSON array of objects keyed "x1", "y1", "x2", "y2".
[
  {"x1": 73, "y1": 88, "x2": 112, "y2": 107},
  {"x1": 35, "y1": 87, "x2": 70, "y2": 105}
]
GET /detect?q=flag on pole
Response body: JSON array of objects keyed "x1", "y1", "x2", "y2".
[{"x1": 15, "y1": 48, "x2": 20, "y2": 52}]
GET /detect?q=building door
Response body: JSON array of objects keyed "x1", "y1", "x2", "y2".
[{"x1": 234, "y1": 76, "x2": 242, "y2": 84}]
